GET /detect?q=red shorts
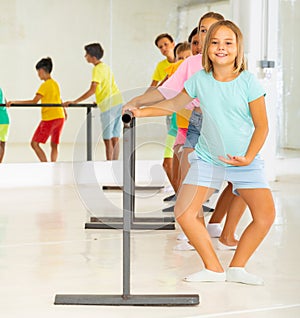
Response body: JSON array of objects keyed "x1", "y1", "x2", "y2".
[{"x1": 32, "y1": 118, "x2": 65, "y2": 144}]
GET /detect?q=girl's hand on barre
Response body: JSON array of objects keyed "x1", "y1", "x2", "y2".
[
  {"x1": 122, "y1": 106, "x2": 141, "y2": 118},
  {"x1": 122, "y1": 103, "x2": 137, "y2": 114}
]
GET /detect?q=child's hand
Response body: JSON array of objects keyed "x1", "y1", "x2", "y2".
[
  {"x1": 130, "y1": 108, "x2": 142, "y2": 118},
  {"x1": 63, "y1": 101, "x2": 73, "y2": 107},
  {"x1": 123, "y1": 106, "x2": 143, "y2": 117},
  {"x1": 6, "y1": 101, "x2": 13, "y2": 108},
  {"x1": 218, "y1": 154, "x2": 251, "y2": 166}
]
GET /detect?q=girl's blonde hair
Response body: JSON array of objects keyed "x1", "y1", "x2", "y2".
[{"x1": 202, "y1": 20, "x2": 247, "y2": 74}]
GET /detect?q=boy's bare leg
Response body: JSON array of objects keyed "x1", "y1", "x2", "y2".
[
  {"x1": 111, "y1": 137, "x2": 119, "y2": 160},
  {"x1": 175, "y1": 184, "x2": 225, "y2": 281},
  {"x1": 31, "y1": 141, "x2": 47, "y2": 162},
  {"x1": 226, "y1": 188, "x2": 275, "y2": 285},
  {"x1": 0, "y1": 141, "x2": 5, "y2": 163},
  {"x1": 104, "y1": 139, "x2": 113, "y2": 160},
  {"x1": 50, "y1": 142, "x2": 58, "y2": 162}
]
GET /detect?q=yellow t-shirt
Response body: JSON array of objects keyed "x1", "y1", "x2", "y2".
[
  {"x1": 152, "y1": 59, "x2": 173, "y2": 82},
  {"x1": 36, "y1": 78, "x2": 64, "y2": 121},
  {"x1": 165, "y1": 59, "x2": 184, "y2": 77},
  {"x1": 92, "y1": 62, "x2": 123, "y2": 112}
]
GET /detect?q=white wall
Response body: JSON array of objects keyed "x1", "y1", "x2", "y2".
[
  {"x1": 278, "y1": 0, "x2": 300, "y2": 149},
  {"x1": 0, "y1": 0, "x2": 186, "y2": 148}
]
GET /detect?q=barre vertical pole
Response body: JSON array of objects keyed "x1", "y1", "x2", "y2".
[
  {"x1": 54, "y1": 110, "x2": 199, "y2": 306},
  {"x1": 122, "y1": 114, "x2": 135, "y2": 297},
  {"x1": 86, "y1": 105, "x2": 92, "y2": 161}
]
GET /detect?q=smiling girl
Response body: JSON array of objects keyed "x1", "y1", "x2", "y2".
[{"x1": 127, "y1": 20, "x2": 275, "y2": 285}]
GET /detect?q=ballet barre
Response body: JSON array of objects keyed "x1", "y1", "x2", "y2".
[
  {"x1": 54, "y1": 110, "x2": 199, "y2": 307},
  {"x1": 1, "y1": 103, "x2": 97, "y2": 161}
]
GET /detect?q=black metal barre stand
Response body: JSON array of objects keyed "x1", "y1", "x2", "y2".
[
  {"x1": 2, "y1": 103, "x2": 97, "y2": 161},
  {"x1": 54, "y1": 111, "x2": 199, "y2": 306},
  {"x1": 85, "y1": 110, "x2": 175, "y2": 230}
]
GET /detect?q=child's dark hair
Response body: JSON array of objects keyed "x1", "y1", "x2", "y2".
[
  {"x1": 154, "y1": 33, "x2": 174, "y2": 47},
  {"x1": 35, "y1": 57, "x2": 53, "y2": 73},
  {"x1": 188, "y1": 27, "x2": 198, "y2": 43},
  {"x1": 84, "y1": 43, "x2": 104, "y2": 60}
]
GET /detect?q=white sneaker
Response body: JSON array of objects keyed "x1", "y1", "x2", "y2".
[
  {"x1": 207, "y1": 223, "x2": 222, "y2": 238},
  {"x1": 174, "y1": 241, "x2": 195, "y2": 251},
  {"x1": 177, "y1": 232, "x2": 188, "y2": 241}
]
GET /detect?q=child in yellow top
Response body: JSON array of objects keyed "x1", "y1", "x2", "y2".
[
  {"x1": 64, "y1": 43, "x2": 123, "y2": 160},
  {"x1": 7, "y1": 57, "x2": 66, "y2": 162},
  {"x1": 149, "y1": 33, "x2": 175, "y2": 88}
]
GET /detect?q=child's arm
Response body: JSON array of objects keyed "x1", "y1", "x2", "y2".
[
  {"x1": 6, "y1": 94, "x2": 42, "y2": 107},
  {"x1": 63, "y1": 82, "x2": 98, "y2": 106},
  {"x1": 122, "y1": 88, "x2": 166, "y2": 113},
  {"x1": 127, "y1": 89, "x2": 193, "y2": 118},
  {"x1": 219, "y1": 96, "x2": 269, "y2": 166}
]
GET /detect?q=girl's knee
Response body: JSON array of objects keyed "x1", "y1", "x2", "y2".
[
  {"x1": 175, "y1": 206, "x2": 198, "y2": 224},
  {"x1": 255, "y1": 207, "x2": 275, "y2": 230}
]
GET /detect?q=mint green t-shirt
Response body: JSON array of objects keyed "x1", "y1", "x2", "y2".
[
  {"x1": 168, "y1": 112, "x2": 178, "y2": 137},
  {"x1": 184, "y1": 70, "x2": 265, "y2": 167},
  {"x1": 0, "y1": 88, "x2": 9, "y2": 124}
]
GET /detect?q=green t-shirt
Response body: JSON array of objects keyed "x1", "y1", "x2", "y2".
[{"x1": 0, "y1": 88, "x2": 9, "y2": 124}]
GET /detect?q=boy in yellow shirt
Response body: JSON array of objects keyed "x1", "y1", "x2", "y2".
[
  {"x1": 149, "y1": 33, "x2": 175, "y2": 88},
  {"x1": 7, "y1": 57, "x2": 66, "y2": 162},
  {"x1": 64, "y1": 43, "x2": 123, "y2": 160}
]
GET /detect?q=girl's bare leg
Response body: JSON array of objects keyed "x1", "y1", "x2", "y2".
[
  {"x1": 179, "y1": 147, "x2": 194, "y2": 185},
  {"x1": 175, "y1": 184, "x2": 225, "y2": 282},
  {"x1": 226, "y1": 188, "x2": 275, "y2": 285},
  {"x1": 172, "y1": 145, "x2": 182, "y2": 193},
  {"x1": 219, "y1": 196, "x2": 247, "y2": 246}
]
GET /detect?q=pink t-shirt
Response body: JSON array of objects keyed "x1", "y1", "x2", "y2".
[{"x1": 158, "y1": 54, "x2": 202, "y2": 109}]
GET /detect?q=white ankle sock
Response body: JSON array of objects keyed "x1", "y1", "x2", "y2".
[
  {"x1": 177, "y1": 232, "x2": 188, "y2": 241},
  {"x1": 173, "y1": 241, "x2": 195, "y2": 251},
  {"x1": 184, "y1": 269, "x2": 225, "y2": 282},
  {"x1": 207, "y1": 223, "x2": 222, "y2": 238},
  {"x1": 217, "y1": 240, "x2": 237, "y2": 250},
  {"x1": 226, "y1": 267, "x2": 264, "y2": 285}
]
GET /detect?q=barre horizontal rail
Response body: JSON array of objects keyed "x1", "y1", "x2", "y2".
[
  {"x1": 0, "y1": 103, "x2": 97, "y2": 108},
  {"x1": 1, "y1": 103, "x2": 96, "y2": 161}
]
